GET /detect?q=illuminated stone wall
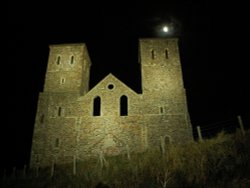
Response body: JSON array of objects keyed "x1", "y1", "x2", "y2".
[{"x1": 30, "y1": 38, "x2": 193, "y2": 168}]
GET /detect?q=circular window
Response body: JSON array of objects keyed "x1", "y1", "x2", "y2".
[{"x1": 107, "y1": 84, "x2": 114, "y2": 90}]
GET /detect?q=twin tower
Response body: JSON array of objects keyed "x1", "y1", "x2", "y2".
[{"x1": 30, "y1": 38, "x2": 193, "y2": 167}]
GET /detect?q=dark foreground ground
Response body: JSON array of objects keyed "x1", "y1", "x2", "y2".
[{"x1": 2, "y1": 130, "x2": 250, "y2": 188}]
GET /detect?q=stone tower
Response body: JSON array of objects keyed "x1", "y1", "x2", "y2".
[
  {"x1": 44, "y1": 44, "x2": 91, "y2": 94},
  {"x1": 140, "y1": 38, "x2": 190, "y2": 118},
  {"x1": 140, "y1": 38, "x2": 184, "y2": 101},
  {"x1": 30, "y1": 38, "x2": 193, "y2": 168}
]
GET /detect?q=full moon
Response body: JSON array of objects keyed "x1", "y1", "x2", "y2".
[{"x1": 162, "y1": 26, "x2": 169, "y2": 33}]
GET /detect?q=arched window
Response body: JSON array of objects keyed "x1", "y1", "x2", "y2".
[
  {"x1": 93, "y1": 96, "x2": 101, "y2": 116},
  {"x1": 120, "y1": 95, "x2": 128, "y2": 116},
  {"x1": 56, "y1": 56, "x2": 61, "y2": 65}
]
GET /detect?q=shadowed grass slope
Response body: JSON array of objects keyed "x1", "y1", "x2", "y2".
[{"x1": 2, "y1": 129, "x2": 250, "y2": 188}]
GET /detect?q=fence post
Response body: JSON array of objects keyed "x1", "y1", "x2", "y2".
[
  {"x1": 3, "y1": 169, "x2": 6, "y2": 180},
  {"x1": 35, "y1": 166, "x2": 39, "y2": 177},
  {"x1": 12, "y1": 167, "x2": 16, "y2": 178},
  {"x1": 160, "y1": 136, "x2": 165, "y2": 155},
  {"x1": 197, "y1": 126, "x2": 203, "y2": 141},
  {"x1": 50, "y1": 162, "x2": 54, "y2": 177},
  {"x1": 99, "y1": 151, "x2": 107, "y2": 169},
  {"x1": 126, "y1": 144, "x2": 131, "y2": 160},
  {"x1": 237, "y1": 115, "x2": 245, "y2": 136},
  {"x1": 99, "y1": 151, "x2": 104, "y2": 169},
  {"x1": 73, "y1": 155, "x2": 76, "y2": 175},
  {"x1": 23, "y1": 165, "x2": 26, "y2": 178},
  {"x1": 100, "y1": 152, "x2": 103, "y2": 169}
]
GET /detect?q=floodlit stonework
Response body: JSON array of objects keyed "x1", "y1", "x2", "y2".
[{"x1": 30, "y1": 38, "x2": 193, "y2": 168}]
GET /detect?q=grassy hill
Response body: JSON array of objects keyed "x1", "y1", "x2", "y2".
[{"x1": 2, "y1": 130, "x2": 250, "y2": 188}]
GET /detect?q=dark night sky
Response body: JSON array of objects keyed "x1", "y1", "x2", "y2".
[{"x1": 5, "y1": 0, "x2": 249, "y2": 168}]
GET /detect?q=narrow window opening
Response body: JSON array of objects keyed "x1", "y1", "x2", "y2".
[
  {"x1": 120, "y1": 95, "x2": 128, "y2": 116},
  {"x1": 93, "y1": 96, "x2": 101, "y2": 116},
  {"x1": 58, "y1": 107, "x2": 62, "y2": 116},
  {"x1": 55, "y1": 138, "x2": 60, "y2": 147},
  {"x1": 160, "y1": 107, "x2": 164, "y2": 114},
  {"x1": 40, "y1": 114, "x2": 44, "y2": 123},
  {"x1": 70, "y1": 56, "x2": 74, "y2": 64},
  {"x1": 165, "y1": 49, "x2": 169, "y2": 59},
  {"x1": 61, "y1": 78, "x2": 65, "y2": 84},
  {"x1": 56, "y1": 56, "x2": 61, "y2": 65},
  {"x1": 151, "y1": 50, "x2": 155, "y2": 59},
  {"x1": 165, "y1": 136, "x2": 171, "y2": 145},
  {"x1": 35, "y1": 155, "x2": 39, "y2": 163}
]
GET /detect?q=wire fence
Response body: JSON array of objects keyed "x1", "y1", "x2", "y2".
[{"x1": 193, "y1": 115, "x2": 250, "y2": 140}]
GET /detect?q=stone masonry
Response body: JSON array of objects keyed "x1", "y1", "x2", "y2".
[{"x1": 30, "y1": 38, "x2": 193, "y2": 168}]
